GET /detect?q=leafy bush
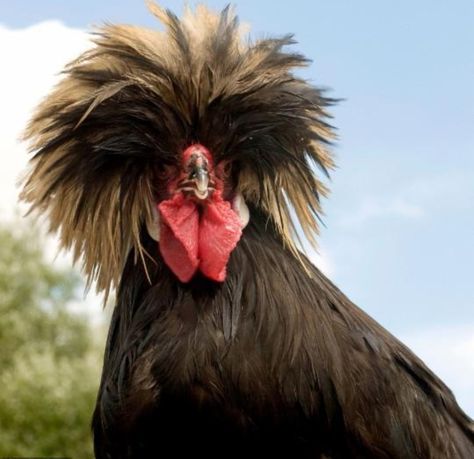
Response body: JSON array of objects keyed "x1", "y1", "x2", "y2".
[{"x1": 0, "y1": 221, "x2": 105, "y2": 459}]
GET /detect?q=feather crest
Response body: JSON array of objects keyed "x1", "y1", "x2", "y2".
[{"x1": 21, "y1": 1, "x2": 336, "y2": 296}]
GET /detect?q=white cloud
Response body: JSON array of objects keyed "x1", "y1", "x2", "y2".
[
  {"x1": 0, "y1": 21, "x2": 90, "y2": 218},
  {"x1": 337, "y1": 195, "x2": 424, "y2": 229},
  {"x1": 335, "y1": 168, "x2": 474, "y2": 231},
  {"x1": 401, "y1": 325, "x2": 474, "y2": 417},
  {"x1": 0, "y1": 21, "x2": 106, "y2": 321}
]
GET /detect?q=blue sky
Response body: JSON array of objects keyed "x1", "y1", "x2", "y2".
[{"x1": 0, "y1": 1, "x2": 472, "y2": 413}]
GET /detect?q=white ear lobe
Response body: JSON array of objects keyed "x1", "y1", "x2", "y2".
[
  {"x1": 232, "y1": 192, "x2": 250, "y2": 228},
  {"x1": 146, "y1": 204, "x2": 161, "y2": 241}
]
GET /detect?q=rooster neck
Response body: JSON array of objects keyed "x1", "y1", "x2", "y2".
[
  {"x1": 100, "y1": 213, "x2": 335, "y2": 421},
  {"x1": 118, "y1": 208, "x2": 320, "y2": 344},
  {"x1": 95, "y1": 213, "x2": 474, "y2": 459}
]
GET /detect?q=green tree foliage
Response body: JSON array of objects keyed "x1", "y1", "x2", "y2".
[{"x1": 0, "y1": 221, "x2": 105, "y2": 458}]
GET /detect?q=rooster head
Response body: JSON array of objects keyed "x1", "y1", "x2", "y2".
[
  {"x1": 153, "y1": 143, "x2": 247, "y2": 283},
  {"x1": 20, "y1": 1, "x2": 336, "y2": 297}
]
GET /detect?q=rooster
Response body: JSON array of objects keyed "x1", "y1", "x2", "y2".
[{"x1": 21, "y1": 2, "x2": 474, "y2": 458}]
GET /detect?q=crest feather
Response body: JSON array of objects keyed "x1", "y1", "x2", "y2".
[{"x1": 21, "y1": 1, "x2": 337, "y2": 296}]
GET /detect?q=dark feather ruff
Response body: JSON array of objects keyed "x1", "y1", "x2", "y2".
[{"x1": 20, "y1": 2, "x2": 474, "y2": 458}]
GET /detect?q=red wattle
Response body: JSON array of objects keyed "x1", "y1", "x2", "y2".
[
  {"x1": 198, "y1": 193, "x2": 242, "y2": 282},
  {"x1": 158, "y1": 194, "x2": 199, "y2": 282},
  {"x1": 157, "y1": 191, "x2": 242, "y2": 283}
]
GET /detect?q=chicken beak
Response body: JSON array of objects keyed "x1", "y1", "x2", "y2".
[
  {"x1": 188, "y1": 162, "x2": 209, "y2": 199},
  {"x1": 193, "y1": 165, "x2": 209, "y2": 194}
]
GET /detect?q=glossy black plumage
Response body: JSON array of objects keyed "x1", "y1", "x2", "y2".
[{"x1": 92, "y1": 210, "x2": 474, "y2": 458}]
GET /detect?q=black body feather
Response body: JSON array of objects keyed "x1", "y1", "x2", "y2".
[{"x1": 92, "y1": 210, "x2": 474, "y2": 458}]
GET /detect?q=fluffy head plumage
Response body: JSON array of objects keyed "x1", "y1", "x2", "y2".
[{"x1": 20, "y1": 1, "x2": 336, "y2": 298}]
